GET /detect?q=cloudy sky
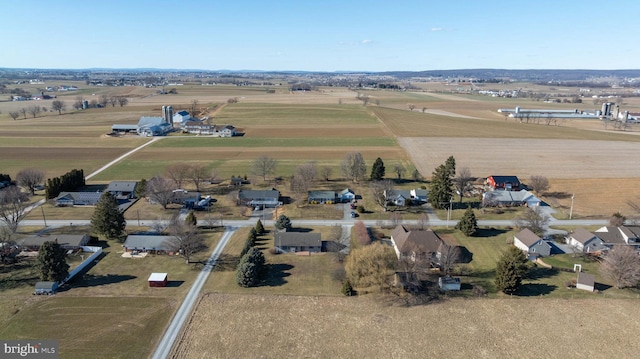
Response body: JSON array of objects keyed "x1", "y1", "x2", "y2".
[{"x1": 3, "y1": 0, "x2": 639, "y2": 71}]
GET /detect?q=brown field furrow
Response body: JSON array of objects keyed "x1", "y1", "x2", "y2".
[
  {"x1": 242, "y1": 126, "x2": 387, "y2": 137},
  {"x1": 132, "y1": 147, "x2": 407, "y2": 160},
  {"x1": 173, "y1": 293, "x2": 640, "y2": 359}
]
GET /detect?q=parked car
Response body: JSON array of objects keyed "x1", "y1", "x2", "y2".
[{"x1": 350, "y1": 211, "x2": 358, "y2": 218}]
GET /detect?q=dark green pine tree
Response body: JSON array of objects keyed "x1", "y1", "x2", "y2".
[
  {"x1": 429, "y1": 164, "x2": 453, "y2": 210},
  {"x1": 370, "y1": 157, "x2": 385, "y2": 180},
  {"x1": 456, "y1": 207, "x2": 479, "y2": 236},
  {"x1": 185, "y1": 210, "x2": 198, "y2": 227},
  {"x1": 255, "y1": 219, "x2": 265, "y2": 235},
  {"x1": 236, "y1": 261, "x2": 259, "y2": 287},
  {"x1": 135, "y1": 178, "x2": 147, "y2": 198},
  {"x1": 445, "y1": 156, "x2": 456, "y2": 178},
  {"x1": 37, "y1": 241, "x2": 70, "y2": 282},
  {"x1": 495, "y1": 246, "x2": 529, "y2": 294},
  {"x1": 275, "y1": 215, "x2": 292, "y2": 231},
  {"x1": 91, "y1": 192, "x2": 126, "y2": 240}
]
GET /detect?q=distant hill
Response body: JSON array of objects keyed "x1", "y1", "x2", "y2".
[{"x1": 380, "y1": 69, "x2": 640, "y2": 81}]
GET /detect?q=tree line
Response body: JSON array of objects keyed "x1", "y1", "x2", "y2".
[{"x1": 45, "y1": 169, "x2": 85, "y2": 199}]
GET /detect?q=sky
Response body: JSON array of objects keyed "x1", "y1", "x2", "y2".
[{"x1": 2, "y1": 0, "x2": 640, "y2": 72}]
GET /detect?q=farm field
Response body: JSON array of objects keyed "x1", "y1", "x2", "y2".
[{"x1": 172, "y1": 293, "x2": 640, "y2": 359}]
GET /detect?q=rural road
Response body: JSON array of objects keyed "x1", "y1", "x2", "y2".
[{"x1": 151, "y1": 226, "x2": 237, "y2": 359}]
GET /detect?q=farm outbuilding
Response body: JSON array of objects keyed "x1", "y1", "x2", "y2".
[
  {"x1": 148, "y1": 273, "x2": 168, "y2": 287},
  {"x1": 438, "y1": 276, "x2": 461, "y2": 291},
  {"x1": 576, "y1": 272, "x2": 595, "y2": 292},
  {"x1": 34, "y1": 281, "x2": 58, "y2": 295}
]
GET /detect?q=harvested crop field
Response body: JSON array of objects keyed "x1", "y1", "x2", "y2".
[
  {"x1": 400, "y1": 137, "x2": 640, "y2": 179},
  {"x1": 172, "y1": 294, "x2": 640, "y2": 359}
]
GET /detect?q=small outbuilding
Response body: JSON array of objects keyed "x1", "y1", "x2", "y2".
[
  {"x1": 148, "y1": 273, "x2": 168, "y2": 287},
  {"x1": 438, "y1": 276, "x2": 461, "y2": 291},
  {"x1": 34, "y1": 281, "x2": 58, "y2": 295},
  {"x1": 576, "y1": 272, "x2": 595, "y2": 292}
]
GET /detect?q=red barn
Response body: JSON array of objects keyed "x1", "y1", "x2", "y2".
[
  {"x1": 148, "y1": 273, "x2": 168, "y2": 287},
  {"x1": 486, "y1": 175, "x2": 521, "y2": 191}
]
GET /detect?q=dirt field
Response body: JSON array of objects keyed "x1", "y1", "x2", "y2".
[{"x1": 172, "y1": 293, "x2": 640, "y2": 359}]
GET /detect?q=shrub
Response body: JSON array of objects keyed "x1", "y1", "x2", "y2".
[
  {"x1": 342, "y1": 280, "x2": 355, "y2": 296},
  {"x1": 356, "y1": 205, "x2": 365, "y2": 213}
]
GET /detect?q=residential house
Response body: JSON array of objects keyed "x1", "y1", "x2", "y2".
[
  {"x1": 214, "y1": 125, "x2": 236, "y2": 137},
  {"x1": 486, "y1": 175, "x2": 521, "y2": 191},
  {"x1": 390, "y1": 225, "x2": 447, "y2": 264},
  {"x1": 18, "y1": 234, "x2": 91, "y2": 251},
  {"x1": 308, "y1": 190, "x2": 337, "y2": 204},
  {"x1": 387, "y1": 190, "x2": 411, "y2": 207},
  {"x1": 170, "y1": 190, "x2": 202, "y2": 208},
  {"x1": 106, "y1": 181, "x2": 137, "y2": 199},
  {"x1": 123, "y1": 235, "x2": 175, "y2": 254},
  {"x1": 482, "y1": 189, "x2": 540, "y2": 207},
  {"x1": 410, "y1": 188, "x2": 429, "y2": 203},
  {"x1": 182, "y1": 121, "x2": 236, "y2": 137},
  {"x1": 338, "y1": 188, "x2": 356, "y2": 203},
  {"x1": 237, "y1": 189, "x2": 281, "y2": 208},
  {"x1": 54, "y1": 192, "x2": 102, "y2": 206},
  {"x1": 576, "y1": 272, "x2": 595, "y2": 292},
  {"x1": 274, "y1": 232, "x2": 322, "y2": 253},
  {"x1": 566, "y1": 228, "x2": 606, "y2": 253},
  {"x1": 594, "y1": 226, "x2": 640, "y2": 249},
  {"x1": 172, "y1": 110, "x2": 191, "y2": 125},
  {"x1": 513, "y1": 228, "x2": 551, "y2": 258}
]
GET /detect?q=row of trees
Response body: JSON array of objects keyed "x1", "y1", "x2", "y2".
[
  {"x1": 45, "y1": 169, "x2": 85, "y2": 199},
  {"x1": 73, "y1": 95, "x2": 128, "y2": 110}
]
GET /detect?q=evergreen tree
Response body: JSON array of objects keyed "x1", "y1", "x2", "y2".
[
  {"x1": 236, "y1": 261, "x2": 259, "y2": 287},
  {"x1": 185, "y1": 210, "x2": 197, "y2": 227},
  {"x1": 255, "y1": 219, "x2": 265, "y2": 235},
  {"x1": 495, "y1": 246, "x2": 529, "y2": 294},
  {"x1": 249, "y1": 227, "x2": 258, "y2": 242},
  {"x1": 370, "y1": 157, "x2": 385, "y2": 181},
  {"x1": 135, "y1": 178, "x2": 147, "y2": 198},
  {"x1": 91, "y1": 192, "x2": 126, "y2": 240},
  {"x1": 274, "y1": 214, "x2": 292, "y2": 231},
  {"x1": 456, "y1": 207, "x2": 478, "y2": 236},
  {"x1": 37, "y1": 241, "x2": 69, "y2": 282},
  {"x1": 341, "y1": 279, "x2": 355, "y2": 296},
  {"x1": 445, "y1": 156, "x2": 456, "y2": 178},
  {"x1": 243, "y1": 247, "x2": 266, "y2": 271},
  {"x1": 429, "y1": 164, "x2": 453, "y2": 210}
]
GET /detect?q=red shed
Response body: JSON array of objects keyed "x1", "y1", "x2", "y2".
[
  {"x1": 148, "y1": 273, "x2": 168, "y2": 287},
  {"x1": 486, "y1": 175, "x2": 521, "y2": 191}
]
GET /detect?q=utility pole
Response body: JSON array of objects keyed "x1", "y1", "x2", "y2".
[
  {"x1": 41, "y1": 207, "x2": 47, "y2": 227},
  {"x1": 569, "y1": 194, "x2": 575, "y2": 220}
]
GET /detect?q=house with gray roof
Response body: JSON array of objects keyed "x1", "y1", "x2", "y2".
[
  {"x1": 308, "y1": 190, "x2": 338, "y2": 204},
  {"x1": 54, "y1": 192, "x2": 102, "y2": 206},
  {"x1": 123, "y1": 235, "x2": 176, "y2": 254},
  {"x1": 514, "y1": 228, "x2": 551, "y2": 258},
  {"x1": 390, "y1": 225, "x2": 447, "y2": 263},
  {"x1": 566, "y1": 228, "x2": 606, "y2": 253},
  {"x1": 482, "y1": 189, "x2": 540, "y2": 207},
  {"x1": 237, "y1": 189, "x2": 281, "y2": 208},
  {"x1": 338, "y1": 188, "x2": 355, "y2": 203},
  {"x1": 107, "y1": 181, "x2": 137, "y2": 199},
  {"x1": 594, "y1": 226, "x2": 640, "y2": 249},
  {"x1": 274, "y1": 232, "x2": 322, "y2": 253},
  {"x1": 19, "y1": 234, "x2": 90, "y2": 250}
]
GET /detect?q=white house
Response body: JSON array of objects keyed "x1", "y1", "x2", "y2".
[
  {"x1": 173, "y1": 110, "x2": 191, "y2": 125},
  {"x1": 566, "y1": 228, "x2": 606, "y2": 253}
]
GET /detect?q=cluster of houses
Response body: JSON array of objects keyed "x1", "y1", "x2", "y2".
[
  {"x1": 482, "y1": 175, "x2": 541, "y2": 208},
  {"x1": 111, "y1": 108, "x2": 236, "y2": 137}
]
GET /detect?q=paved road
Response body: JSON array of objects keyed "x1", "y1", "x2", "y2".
[{"x1": 151, "y1": 227, "x2": 237, "y2": 359}]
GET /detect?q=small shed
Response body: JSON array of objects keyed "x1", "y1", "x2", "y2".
[
  {"x1": 576, "y1": 272, "x2": 595, "y2": 292},
  {"x1": 148, "y1": 273, "x2": 168, "y2": 287},
  {"x1": 438, "y1": 276, "x2": 461, "y2": 291},
  {"x1": 34, "y1": 281, "x2": 58, "y2": 295}
]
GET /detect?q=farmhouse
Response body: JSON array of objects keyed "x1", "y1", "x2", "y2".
[
  {"x1": 486, "y1": 175, "x2": 521, "y2": 191},
  {"x1": 274, "y1": 232, "x2": 322, "y2": 253},
  {"x1": 170, "y1": 190, "x2": 202, "y2": 208},
  {"x1": 308, "y1": 190, "x2": 338, "y2": 204},
  {"x1": 54, "y1": 191, "x2": 102, "y2": 206},
  {"x1": 148, "y1": 273, "x2": 168, "y2": 287},
  {"x1": 18, "y1": 234, "x2": 90, "y2": 251},
  {"x1": 339, "y1": 188, "x2": 356, "y2": 203},
  {"x1": 387, "y1": 190, "x2": 410, "y2": 207},
  {"x1": 482, "y1": 189, "x2": 540, "y2": 207},
  {"x1": 182, "y1": 121, "x2": 237, "y2": 137},
  {"x1": 390, "y1": 225, "x2": 446, "y2": 263},
  {"x1": 513, "y1": 228, "x2": 551, "y2": 258},
  {"x1": 237, "y1": 189, "x2": 281, "y2": 208},
  {"x1": 566, "y1": 228, "x2": 606, "y2": 253},
  {"x1": 106, "y1": 181, "x2": 137, "y2": 199},
  {"x1": 123, "y1": 235, "x2": 175, "y2": 254},
  {"x1": 173, "y1": 110, "x2": 191, "y2": 125}
]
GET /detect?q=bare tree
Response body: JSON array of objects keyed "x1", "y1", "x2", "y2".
[
  {"x1": 89, "y1": 99, "x2": 98, "y2": 108},
  {"x1": 16, "y1": 168, "x2": 45, "y2": 195},
  {"x1": 166, "y1": 214, "x2": 205, "y2": 264},
  {"x1": 252, "y1": 156, "x2": 277, "y2": 181},
  {"x1": 295, "y1": 162, "x2": 317, "y2": 183},
  {"x1": 600, "y1": 245, "x2": 640, "y2": 289},
  {"x1": 393, "y1": 164, "x2": 406, "y2": 180},
  {"x1": 51, "y1": 100, "x2": 65, "y2": 115},
  {"x1": 422, "y1": 107, "x2": 427, "y2": 113},
  {"x1": 73, "y1": 96, "x2": 84, "y2": 110},
  {"x1": 165, "y1": 163, "x2": 191, "y2": 189},
  {"x1": 19, "y1": 108, "x2": 27, "y2": 119},
  {"x1": 9, "y1": 111, "x2": 20, "y2": 121},
  {"x1": 513, "y1": 207, "x2": 550, "y2": 236},
  {"x1": 0, "y1": 187, "x2": 30, "y2": 233},
  {"x1": 109, "y1": 96, "x2": 117, "y2": 107},
  {"x1": 289, "y1": 175, "x2": 309, "y2": 206},
  {"x1": 370, "y1": 180, "x2": 395, "y2": 211},
  {"x1": 341, "y1": 152, "x2": 366, "y2": 183},
  {"x1": 99, "y1": 94, "x2": 109, "y2": 107},
  {"x1": 412, "y1": 169, "x2": 422, "y2": 182},
  {"x1": 453, "y1": 167, "x2": 473, "y2": 203},
  {"x1": 187, "y1": 164, "x2": 208, "y2": 192},
  {"x1": 528, "y1": 175, "x2": 549, "y2": 195},
  {"x1": 320, "y1": 166, "x2": 332, "y2": 181},
  {"x1": 118, "y1": 97, "x2": 129, "y2": 107},
  {"x1": 146, "y1": 176, "x2": 174, "y2": 209},
  {"x1": 437, "y1": 242, "x2": 460, "y2": 275},
  {"x1": 190, "y1": 99, "x2": 199, "y2": 115},
  {"x1": 389, "y1": 212, "x2": 403, "y2": 228},
  {"x1": 407, "y1": 103, "x2": 415, "y2": 111},
  {"x1": 609, "y1": 212, "x2": 626, "y2": 227},
  {"x1": 27, "y1": 105, "x2": 41, "y2": 118}
]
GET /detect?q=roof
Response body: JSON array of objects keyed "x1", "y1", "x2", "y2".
[
  {"x1": 412, "y1": 189, "x2": 428, "y2": 197},
  {"x1": 138, "y1": 116, "x2": 165, "y2": 127},
  {"x1": 112, "y1": 124, "x2": 138, "y2": 130},
  {"x1": 593, "y1": 226, "x2": 627, "y2": 245},
  {"x1": 55, "y1": 192, "x2": 102, "y2": 204},
  {"x1": 339, "y1": 188, "x2": 354, "y2": 196},
  {"x1": 275, "y1": 232, "x2": 322, "y2": 247},
  {"x1": 123, "y1": 235, "x2": 175, "y2": 251},
  {"x1": 488, "y1": 175, "x2": 520, "y2": 183},
  {"x1": 577, "y1": 272, "x2": 595, "y2": 287},
  {"x1": 238, "y1": 189, "x2": 280, "y2": 201},
  {"x1": 148, "y1": 273, "x2": 168, "y2": 282},
  {"x1": 107, "y1": 181, "x2": 137, "y2": 193},
  {"x1": 175, "y1": 110, "x2": 190, "y2": 116},
  {"x1": 484, "y1": 190, "x2": 539, "y2": 204},
  {"x1": 308, "y1": 190, "x2": 336, "y2": 199},
  {"x1": 569, "y1": 228, "x2": 598, "y2": 244},
  {"x1": 18, "y1": 234, "x2": 89, "y2": 248},
  {"x1": 391, "y1": 225, "x2": 444, "y2": 256},
  {"x1": 514, "y1": 228, "x2": 542, "y2": 247},
  {"x1": 35, "y1": 281, "x2": 58, "y2": 290},
  {"x1": 392, "y1": 190, "x2": 412, "y2": 199}
]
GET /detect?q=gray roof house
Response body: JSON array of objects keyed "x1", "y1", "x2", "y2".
[
  {"x1": 107, "y1": 181, "x2": 137, "y2": 199},
  {"x1": 576, "y1": 272, "x2": 595, "y2": 292},
  {"x1": 274, "y1": 232, "x2": 322, "y2": 253},
  {"x1": 339, "y1": 188, "x2": 355, "y2": 203},
  {"x1": 237, "y1": 189, "x2": 281, "y2": 207},
  {"x1": 123, "y1": 235, "x2": 176, "y2": 253},
  {"x1": 594, "y1": 226, "x2": 640, "y2": 248},
  {"x1": 513, "y1": 228, "x2": 551, "y2": 258},
  {"x1": 54, "y1": 192, "x2": 102, "y2": 206},
  {"x1": 566, "y1": 228, "x2": 606, "y2": 253},
  {"x1": 308, "y1": 190, "x2": 338, "y2": 204},
  {"x1": 482, "y1": 189, "x2": 541, "y2": 207},
  {"x1": 19, "y1": 234, "x2": 90, "y2": 250},
  {"x1": 390, "y1": 225, "x2": 446, "y2": 263},
  {"x1": 411, "y1": 189, "x2": 428, "y2": 203}
]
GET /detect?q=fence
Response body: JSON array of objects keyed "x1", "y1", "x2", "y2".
[{"x1": 61, "y1": 246, "x2": 102, "y2": 285}]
